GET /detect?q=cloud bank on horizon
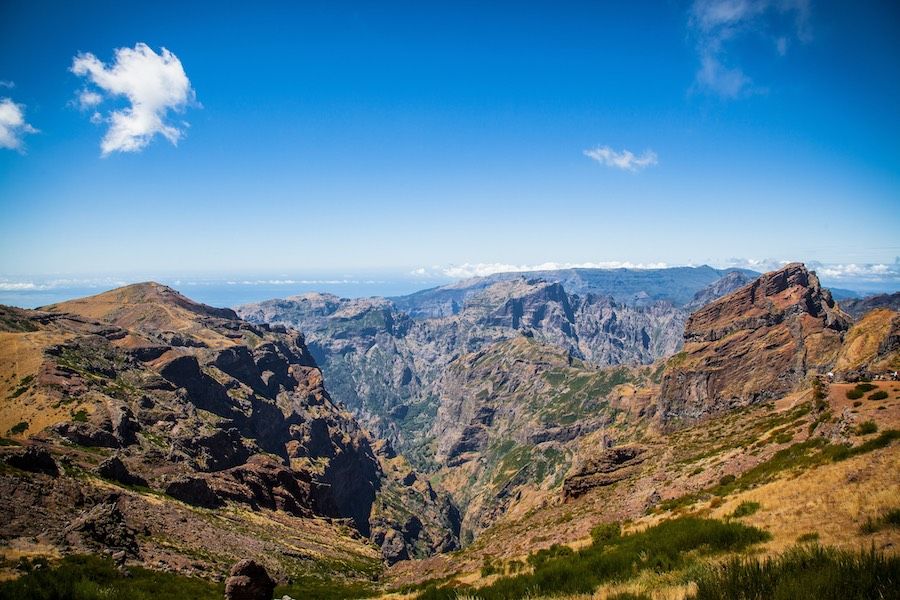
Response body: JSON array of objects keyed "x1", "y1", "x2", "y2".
[
  {"x1": 411, "y1": 259, "x2": 900, "y2": 286},
  {"x1": 71, "y1": 43, "x2": 197, "y2": 155}
]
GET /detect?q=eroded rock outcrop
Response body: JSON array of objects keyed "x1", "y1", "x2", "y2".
[{"x1": 563, "y1": 444, "x2": 648, "y2": 499}]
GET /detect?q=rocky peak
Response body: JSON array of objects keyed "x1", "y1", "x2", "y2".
[
  {"x1": 658, "y1": 263, "x2": 850, "y2": 423},
  {"x1": 44, "y1": 281, "x2": 239, "y2": 321},
  {"x1": 683, "y1": 263, "x2": 846, "y2": 345}
]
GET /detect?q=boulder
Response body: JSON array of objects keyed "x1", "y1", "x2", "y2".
[{"x1": 224, "y1": 559, "x2": 275, "y2": 600}]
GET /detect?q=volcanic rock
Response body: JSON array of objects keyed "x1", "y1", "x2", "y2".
[{"x1": 224, "y1": 559, "x2": 275, "y2": 600}]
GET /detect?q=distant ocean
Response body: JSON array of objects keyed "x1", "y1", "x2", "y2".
[
  {"x1": 1, "y1": 269, "x2": 895, "y2": 310},
  {"x1": 0, "y1": 275, "x2": 453, "y2": 310}
]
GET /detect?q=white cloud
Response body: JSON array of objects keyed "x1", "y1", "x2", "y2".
[
  {"x1": 71, "y1": 43, "x2": 196, "y2": 155},
  {"x1": 689, "y1": 0, "x2": 811, "y2": 98},
  {"x1": 584, "y1": 146, "x2": 658, "y2": 172},
  {"x1": 420, "y1": 261, "x2": 671, "y2": 280},
  {"x1": 0, "y1": 80, "x2": 14, "y2": 89},
  {"x1": 0, "y1": 97, "x2": 38, "y2": 151},
  {"x1": 77, "y1": 89, "x2": 103, "y2": 109},
  {"x1": 811, "y1": 262, "x2": 899, "y2": 282}
]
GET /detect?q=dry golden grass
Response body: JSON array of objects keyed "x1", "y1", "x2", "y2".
[
  {"x1": 44, "y1": 283, "x2": 239, "y2": 349},
  {"x1": 835, "y1": 308, "x2": 898, "y2": 372},
  {"x1": 707, "y1": 445, "x2": 899, "y2": 553},
  {"x1": 0, "y1": 330, "x2": 77, "y2": 436},
  {"x1": 0, "y1": 538, "x2": 62, "y2": 582}
]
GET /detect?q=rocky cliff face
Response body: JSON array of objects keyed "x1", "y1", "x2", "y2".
[
  {"x1": 423, "y1": 335, "x2": 658, "y2": 541},
  {"x1": 0, "y1": 283, "x2": 459, "y2": 569},
  {"x1": 658, "y1": 264, "x2": 851, "y2": 422}
]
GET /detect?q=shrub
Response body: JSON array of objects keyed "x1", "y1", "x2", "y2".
[
  {"x1": 859, "y1": 507, "x2": 900, "y2": 535},
  {"x1": 797, "y1": 532, "x2": 819, "y2": 543},
  {"x1": 590, "y1": 521, "x2": 621, "y2": 545},
  {"x1": 855, "y1": 421, "x2": 878, "y2": 435},
  {"x1": 0, "y1": 554, "x2": 223, "y2": 599},
  {"x1": 774, "y1": 431, "x2": 794, "y2": 444},
  {"x1": 693, "y1": 544, "x2": 900, "y2": 600},
  {"x1": 481, "y1": 557, "x2": 500, "y2": 577},
  {"x1": 846, "y1": 388, "x2": 864, "y2": 400},
  {"x1": 855, "y1": 383, "x2": 877, "y2": 393},
  {"x1": 8, "y1": 421, "x2": 28, "y2": 435},
  {"x1": 526, "y1": 543, "x2": 574, "y2": 569},
  {"x1": 423, "y1": 517, "x2": 769, "y2": 600},
  {"x1": 731, "y1": 501, "x2": 761, "y2": 518},
  {"x1": 852, "y1": 400, "x2": 862, "y2": 407},
  {"x1": 718, "y1": 474, "x2": 736, "y2": 486},
  {"x1": 869, "y1": 390, "x2": 888, "y2": 401}
]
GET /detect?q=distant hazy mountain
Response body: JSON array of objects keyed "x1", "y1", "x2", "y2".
[
  {"x1": 839, "y1": 292, "x2": 900, "y2": 320},
  {"x1": 390, "y1": 265, "x2": 757, "y2": 319},
  {"x1": 237, "y1": 267, "x2": 758, "y2": 467}
]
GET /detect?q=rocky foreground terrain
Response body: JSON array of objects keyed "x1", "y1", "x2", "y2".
[{"x1": 0, "y1": 264, "x2": 898, "y2": 599}]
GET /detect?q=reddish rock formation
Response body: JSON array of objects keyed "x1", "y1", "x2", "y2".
[{"x1": 658, "y1": 263, "x2": 850, "y2": 422}]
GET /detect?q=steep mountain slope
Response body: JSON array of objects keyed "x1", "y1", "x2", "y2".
[
  {"x1": 237, "y1": 268, "x2": 754, "y2": 467},
  {"x1": 833, "y1": 308, "x2": 900, "y2": 376},
  {"x1": 0, "y1": 284, "x2": 459, "y2": 580},
  {"x1": 428, "y1": 335, "x2": 659, "y2": 542}
]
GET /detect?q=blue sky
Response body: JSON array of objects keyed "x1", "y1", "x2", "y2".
[{"x1": 0, "y1": 1, "x2": 898, "y2": 292}]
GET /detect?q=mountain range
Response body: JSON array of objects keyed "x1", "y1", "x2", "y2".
[{"x1": 0, "y1": 264, "x2": 897, "y2": 598}]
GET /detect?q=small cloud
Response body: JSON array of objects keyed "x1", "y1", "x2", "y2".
[
  {"x1": 689, "y1": 0, "x2": 811, "y2": 98},
  {"x1": 71, "y1": 42, "x2": 197, "y2": 156},
  {"x1": 0, "y1": 80, "x2": 14, "y2": 89},
  {"x1": 584, "y1": 146, "x2": 658, "y2": 172},
  {"x1": 696, "y1": 54, "x2": 753, "y2": 98},
  {"x1": 0, "y1": 97, "x2": 38, "y2": 151},
  {"x1": 77, "y1": 89, "x2": 103, "y2": 109},
  {"x1": 775, "y1": 36, "x2": 788, "y2": 56}
]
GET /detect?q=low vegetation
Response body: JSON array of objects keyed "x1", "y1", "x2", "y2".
[
  {"x1": 859, "y1": 506, "x2": 900, "y2": 535},
  {"x1": 0, "y1": 554, "x2": 223, "y2": 600},
  {"x1": 730, "y1": 501, "x2": 761, "y2": 518},
  {"x1": 417, "y1": 517, "x2": 768, "y2": 599},
  {"x1": 662, "y1": 430, "x2": 900, "y2": 511},
  {"x1": 693, "y1": 545, "x2": 900, "y2": 600},
  {"x1": 855, "y1": 421, "x2": 878, "y2": 435},
  {"x1": 846, "y1": 382, "x2": 877, "y2": 400}
]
